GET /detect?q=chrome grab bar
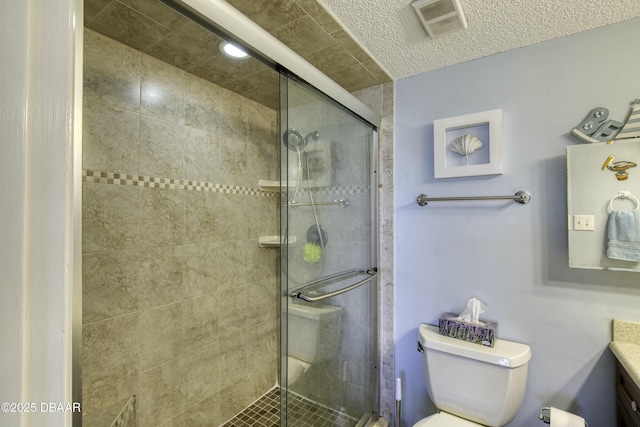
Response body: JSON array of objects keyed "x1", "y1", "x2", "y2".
[{"x1": 288, "y1": 268, "x2": 377, "y2": 303}]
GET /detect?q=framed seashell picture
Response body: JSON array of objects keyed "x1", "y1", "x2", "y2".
[{"x1": 433, "y1": 109, "x2": 503, "y2": 178}]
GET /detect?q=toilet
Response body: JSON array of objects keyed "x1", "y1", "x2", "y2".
[
  {"x1": 414, "y1": 324, "x2": 532, "y2": 427},
  {"x1": 286, "y1": 302, "x2": 343, "y2": 386}
]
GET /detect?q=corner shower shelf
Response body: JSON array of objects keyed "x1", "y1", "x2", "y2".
[{"x1": 258, "y1": 235, "x2": 297, "y2": 248}]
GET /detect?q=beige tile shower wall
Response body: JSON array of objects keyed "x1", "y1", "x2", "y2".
[{"x1": 81, "y1": 29, "x2": 279, "y2": 427}]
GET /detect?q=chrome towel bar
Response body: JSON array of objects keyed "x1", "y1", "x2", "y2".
[
  {"x1": 286, "y1": 198, "x2": 349, "y2": 208},
  {"x1": 416, "y1": 190, "x2": 531, "y2": 206},
  {"x1": 288, "y1": 268, "x2": 377, "y2": 303}
]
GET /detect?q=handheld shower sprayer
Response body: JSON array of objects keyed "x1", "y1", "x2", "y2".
[{"x1": 282, "y1": 128, "x2": 320, "y2": 151}]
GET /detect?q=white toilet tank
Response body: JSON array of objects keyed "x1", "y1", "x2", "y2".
[
  {"x1": 418, "y1": 324, "x2": 531, "y2": 427},
  {"x1": 288, "y1": 303, "x2": 343, "y2": 363}
]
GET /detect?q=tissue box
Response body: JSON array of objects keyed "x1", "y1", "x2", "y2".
[{"x1": 438, "y1": 312, "x2": 497, "y2": 347}]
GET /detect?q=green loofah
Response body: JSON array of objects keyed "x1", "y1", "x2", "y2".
[{"x1": 303, "y1": 243, "x2": 322, "y2": 263}]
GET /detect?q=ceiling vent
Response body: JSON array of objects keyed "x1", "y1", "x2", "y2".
[{"x1": 411, "y1": 0, "x2": 468, "y2": 39}]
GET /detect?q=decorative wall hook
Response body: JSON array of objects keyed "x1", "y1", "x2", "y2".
[
  {"x1": 601, "y1": 155, "x2": 637, "y2": 180},
  {"x1": 572, "y1": 108, "x2": 623, "y2": 143},
  {"x1": 571, "y1": 99, "x2": 640, "y2": 143}
]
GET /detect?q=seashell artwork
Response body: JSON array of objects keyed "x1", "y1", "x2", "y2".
[{"x1": 449, "y1": 134, "x2": 484, "y2": 166}]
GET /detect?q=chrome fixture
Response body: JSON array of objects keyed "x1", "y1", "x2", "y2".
[
  {"x1": 282, "y1": 128, "x2": 320, "y2": 151},
  {"x1": 287, "y1": 198, "x2": 349, "y2": 208},
  {"x1": 288, "y1": 268, "x2": 377, "y2": 303},
  {"x1": 416, "y1": 190, "x2": 531, "y2": 206}
]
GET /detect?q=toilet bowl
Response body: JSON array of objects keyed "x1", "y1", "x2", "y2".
[
  {"x1": 286, "y1": 302, "x2": 343, "y2": 386},
  {"x1": 413, "y1": 324, "x2": 531, "y2": 427}
]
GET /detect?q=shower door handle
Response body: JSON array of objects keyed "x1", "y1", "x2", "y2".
[{"x1": 290, "y1": 269, "x2": 377, "y2": 303}]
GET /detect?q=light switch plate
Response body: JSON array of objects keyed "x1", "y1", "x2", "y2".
[{"x1": 574, "y1": 214, "x2": 595, "y2": 231}]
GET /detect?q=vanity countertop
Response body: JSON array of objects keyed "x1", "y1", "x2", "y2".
[{"x1": 610, "y1": 319, "x2": 640, "y2": 387}]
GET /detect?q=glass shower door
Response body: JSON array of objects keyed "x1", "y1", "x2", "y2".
[{"x1": 279, "y1": 71, "x2": 379, "y2": 426}]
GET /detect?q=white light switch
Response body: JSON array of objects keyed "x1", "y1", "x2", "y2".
[{"x1": 574, "y1": 215, "x2": 595, "y2": 231}]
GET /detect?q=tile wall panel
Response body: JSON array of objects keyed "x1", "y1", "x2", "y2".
[{"x1": 82, "y1": 29, "x2": 279, "y2": 427}]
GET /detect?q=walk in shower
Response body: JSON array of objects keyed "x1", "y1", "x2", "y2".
[{"x1": 80, "y1": 0, "x2": 382, "y2": 426}]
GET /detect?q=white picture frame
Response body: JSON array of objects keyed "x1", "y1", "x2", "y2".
[{"x1": 433, "y1": 109, "x2": 503, "y2": 179}]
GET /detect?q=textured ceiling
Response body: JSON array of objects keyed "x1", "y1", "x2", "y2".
[{"x1": 318, "y1": 0, "x2": 640, "y2": 79}]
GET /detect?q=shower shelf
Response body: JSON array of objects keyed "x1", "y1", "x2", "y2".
[
  {"x1": 258, "y1": 235, "x2": 297, "y2": 248},
  {"x1": 258, "y1": 180, "x2": 292, "y2": 192}
]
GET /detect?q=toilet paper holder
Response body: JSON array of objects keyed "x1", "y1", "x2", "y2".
[{"x1": 538, "y1": 407, "x2": 589, "y2": 427}]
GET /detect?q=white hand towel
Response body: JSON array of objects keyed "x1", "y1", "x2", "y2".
[{"x1": 606, "y1": 210, "x2": 640, "y2": 261}]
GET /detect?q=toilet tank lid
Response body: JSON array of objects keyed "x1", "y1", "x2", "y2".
[{"x1": 418, "y1": 324, "x2": 531, "y2": 368}]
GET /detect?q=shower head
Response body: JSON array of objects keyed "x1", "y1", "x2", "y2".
[
  {"x1": 283, "y1": 129, "x2": 307, "y2": 152},
  {"x1": 282, "y1": 129, "x2": 320, "y2": 151},
  {"x1": 306, "y1": 131, "x2": 320, "y2": 141}
]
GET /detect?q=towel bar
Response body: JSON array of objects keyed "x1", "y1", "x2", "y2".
[
  {"x1": 285, "y1": 198, "x2": 349, "y2": 208},
  {"x1": 288, "y1": 268, "x2": 377, "y2": 302},
  {"x1": 416, "y1": 190, "x2": 531, "y2": 206}
]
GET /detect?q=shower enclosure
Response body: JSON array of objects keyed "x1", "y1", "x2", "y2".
[
  {"x1": 80, "y1": 0, "x2": 381, "y2": 425},
  {"x1": 279, "y1": 73, "x2": 379, "y2": 425}
]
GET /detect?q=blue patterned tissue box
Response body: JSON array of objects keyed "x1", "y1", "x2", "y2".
[{"x1": 438, "y1": 312, "x2": 497, "y2": 347}]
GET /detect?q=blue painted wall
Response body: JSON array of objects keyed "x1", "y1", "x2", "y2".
[{"x1": 395, "y1": 18, "x2": 640, "y2": 427}]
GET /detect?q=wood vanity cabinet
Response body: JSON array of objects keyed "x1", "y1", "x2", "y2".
[{"x1": 617, "y1": 360, "x2": 640, "y2": 427}]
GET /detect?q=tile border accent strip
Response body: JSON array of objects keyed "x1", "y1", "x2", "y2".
[
  {"x1": 83, "y1": 169, "x2": 367, "y2": 197},
  {"x1": 83, "y1": 169, "x2": 272, "y2": 196}
]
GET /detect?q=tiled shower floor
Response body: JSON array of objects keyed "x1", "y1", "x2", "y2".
[{"x1": 221, "y1": 387, "x2": 358, "y2": 427}]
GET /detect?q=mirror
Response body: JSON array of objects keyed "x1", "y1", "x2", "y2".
[{"x1": 567, "y1": 140, "x2": 640, "y2": 271}]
